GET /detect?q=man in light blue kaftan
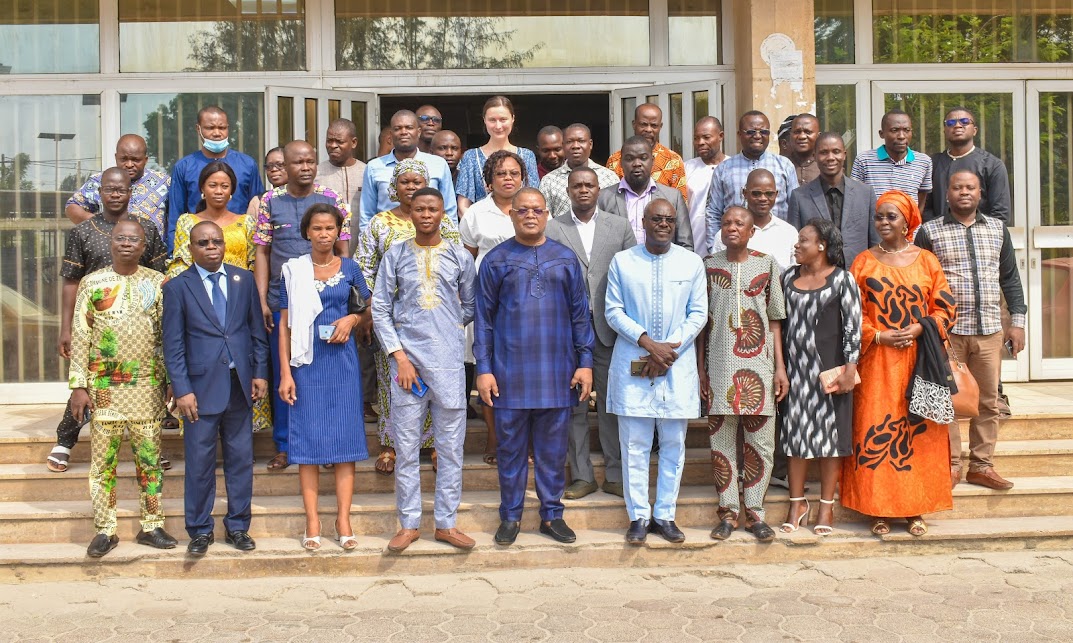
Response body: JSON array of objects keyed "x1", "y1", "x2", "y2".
[
  {"x1": 372, "y1": 188, "x2": 478, "y2": 551},
  {"x1": 605, "y1": 199, "x2": 708, "y2": 544}
]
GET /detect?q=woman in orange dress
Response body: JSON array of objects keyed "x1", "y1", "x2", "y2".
[{"x1": 842, "y1": 191, "x2": 957, "y2": 537}]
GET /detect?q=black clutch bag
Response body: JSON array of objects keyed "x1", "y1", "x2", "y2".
[{"x1": 348, "y1": 285, "x2": 378, "y2": 350}]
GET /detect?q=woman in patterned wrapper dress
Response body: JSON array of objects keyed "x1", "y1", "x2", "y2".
[
  {"x1": 356, "y1": 158, "x2": 460, "y2": 475},
  {"x1": 167, "y1": 160, "x2": 272, "y2": 434},
  {"x1": 843, "y1": 190, "x2": 956, "y2": 538},
  {"x1": 779, "y1": 218, "x2": 862, "y2": 536}
]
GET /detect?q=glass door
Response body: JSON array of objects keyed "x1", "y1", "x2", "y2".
[
  {"x1": 265, "y1": 87, "x2": 378, "y2": 162},
  {"x1": 870, "y1": 81, "x2": 1029, "y2": 381},
  {"x1": 1028, "y1": 83, "x2": 1073, "y2": 380},
  {"x1": 610, "y1": 81, "x2": 723, "y2": 160}
]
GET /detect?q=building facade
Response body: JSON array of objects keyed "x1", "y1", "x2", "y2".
[{"x1": 1, "y1": 0, "x2": 1072, "y2": 399}]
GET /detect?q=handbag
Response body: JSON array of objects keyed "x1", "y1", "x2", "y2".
[
  {"x1": 946, "y1": 341, "x2": 979, "y2": 419},
  {"x1": 348, "y1": 284, "x2": 379, "y2": 351},
  {"x1": 818, "y1": 365, "x2": 861, "y2": 391}
]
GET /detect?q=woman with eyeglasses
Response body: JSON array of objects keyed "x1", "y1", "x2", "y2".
[
  {"x1": 168, "y1": 160, "x2": 271, "y2": 433},
  {"x1": 841, "y1": 191, "x2": 956, "y2": 538},
  {"x1": 454, "y1": 95, "x2": 540, "y2": 215},
  {"x1": 244, "y1": 147, "x2": 287, "y2": 223}
]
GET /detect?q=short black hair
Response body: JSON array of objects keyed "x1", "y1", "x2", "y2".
[
  {"x1": 621, "y1": 135, "x2": 652, "y2": 153},
  {"x1": 881, "y1": 108, "x2": 911, "y2": 129},
  {"x1": 739, "y1": 110, "x2": 769, "y2": 130},
  {"x1": 411, "y1": 187, "x2": 444, "y2": 203},
  {"x1": 482, "y1": 149, "x2": 528, "y2": 188},
  {"x1": 300, "y1": 203, "x2": 344, "y2": 240},
  {"x1": 802, "y1": 217, "x2": 845, "y2": 268},
  {"x1": 568, "y1": 166, "x2": 598, "y2": 183},
  {"x1": 815, "y1": 131, "x2": 845, "y2": 148},
  {"x1": 944, "y1": 105, "x2": 976, "y2": 121},
  {"x1": 197, "y1": 105, "x2": 227, "y2": 125}
]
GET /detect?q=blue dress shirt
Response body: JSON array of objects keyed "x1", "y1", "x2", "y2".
[{"x1": 358, "y1": 150, "x2": 458, "y2": 229}]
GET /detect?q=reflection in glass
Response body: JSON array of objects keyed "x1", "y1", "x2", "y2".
[
  {"x1": 669, "y1": 0, "x2": 720, "y2": 65},
  {"x1": 278, "y1": 96, "x2": 294, "y2": 147},
  {"x1": 351, "y1": 103, "x2": 369, "y2": 162},
  {"x1": 0, "y1": 95, "x2": 101, "y2": 383},
  {"x1": 0, "y1": 1, "x2": 99, "y2": 73},
  {"x1": 1040, "y1": 93, "x2": 1072, "y2": 228},
  {"x1": 816, "y1": 85, "x2": 857, "y2": 165},
  {"x1": 693, "y1": 91, "x2": 710, "y2": 128},
  {"x1": 335, "y1": 0, "x2": 648, "y2": 69},
  {"x1": 815, "y1": 0, "x2": 854, "y2": 64},
  {"x1": 304, "y1": 99, "x2": 319, "y2": 152},
  {"x1": 874, "y1": 0, "x2": 1073, "y2": 63},
  {"x1": 328, "y1": 100, "x2": 341, "y2": 124},
  {"x1": 120, "y1": 93, "x2": 264, "y2": 173},
  {"x1": 1042, "y1": 249, "x2": 1073, "y2": 359},
  {"x1": 119, "y1": 0, "x2": 306, "y2": 72},
  {"x1": 669, "y1": 93, "x2": 684, "y2": 156},
  {"x1": 621, "y1": 97, "x2": 638, "y2": 145}
]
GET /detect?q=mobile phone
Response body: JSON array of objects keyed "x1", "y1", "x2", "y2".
[
  {"x1": 77, "y1": 409, "x2": 93, "y2": 428},
  {"x1": 318, "y1": 325, "x2": 335, "y2": 341},
  {"x1": 395, "y1": 375, "x2": 429, "y2": 397},
  {"x1": 1004, "y1": 339, "x2": 1015, "y2": 357},
  {"x1": 630, "y1": 359, "x2": 647, "y2": 376}
]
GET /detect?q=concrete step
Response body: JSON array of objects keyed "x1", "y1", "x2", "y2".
[
  {"x1": 2, "y1": 515, "x2": 1072, "y2": 582},
  {"x1": 0, "y1": 477, "x2": 1069, "y2": 544}
]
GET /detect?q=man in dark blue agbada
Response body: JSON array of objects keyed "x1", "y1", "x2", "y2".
[{"x1": 475, "y1": 188, "x2": 595, "y2": 547}]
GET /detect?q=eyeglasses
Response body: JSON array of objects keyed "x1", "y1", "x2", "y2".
[
  {"x1": 944, "y1": 117, "x2": 974, "y2": 127},
  {"x1": 747, "y1": 190, "x2": 778, "y2": 199},
  {"x1": 195, "y1": 238, "x2": 225, "y2": 248},
  {"x1": 265, "y1": 162, "x2": 285, "y2": 171},
  {"x1": 646, "y1": 216, "x2": 676, "y2": 225},
  {"x1": 102, "y1": 187, "x2": 131, "y2": 195},
  {"x1": 494, "y1": 170, "x2": 523, "y2": 179},
  {"x1": 113, "y1": 235, "x2": 143, "y2": 243},
  {"x1": 418, "y1": 115, "x2": 443, "y2": 124},
  {"x1": 512, "y1": 207, "x2": 547, "y2": 218},
  {"x1": 873, "y1": 213, "x2": 900, "y2": 222},
  {"x1": 741, "y1": 129, "x2": 771, "y2": 137}
]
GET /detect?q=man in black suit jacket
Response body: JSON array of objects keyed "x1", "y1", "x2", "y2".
[
  {"x1": 162, "y1": 221, "x2": 269, "y2": 556},
  {"x1": 787, "y1": 132, "x2": 878, "y2": 266},
  {"x1": 598, "y1": 136, "x2": 694, "y2": 252}
]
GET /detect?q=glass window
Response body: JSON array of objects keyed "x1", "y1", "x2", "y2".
[
  {"x1": 0, "y1": 95, "x2": 101, "y2": 383},
  {"x1": 119, "y1": 0, "x2": 306, "y2": 72},
  {"x1": 120, "y1": 93, "x2": 265, "y2": 173},
  {"x1": 815, "y1": 0, "x2": 855, "y2": 64},
  {"x1": 0, "y1": 1, "x2": 99, "y2": 73},
  {"x1": 669, "y1": 0, "x2": 720, "y2": 65},
  {"x1": 816, "y1": 85, "x2": 858, "y2": 165},
  {"x1": 1040, "y1": 92, "x2": 1073, "y2": 227},
  {"x1": 873, "y1": 0, "x2": 1073, "y2": 63},
  {"x1": 335, "y1": 0, "x2": 649, "y2": 69}
]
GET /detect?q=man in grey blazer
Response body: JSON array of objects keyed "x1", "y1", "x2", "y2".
[
  {"x1": 546, "y1": 167, "x2": 637, "y2": 499},
  {"x1": 787, "y1": 132, "x2": 878, "y2": 267},
  {"x1": 598, "y1": 136, "x2": 694, "y2": 252}
]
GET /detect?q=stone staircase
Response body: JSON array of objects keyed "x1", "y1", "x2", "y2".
[{"x1": 0, "y1": 396, "x2": 1071, "y2": 582}]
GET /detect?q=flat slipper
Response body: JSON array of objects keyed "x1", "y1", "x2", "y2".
[
  {"x1": 375, "y1": 449, "x2": 396, "y2": 476},
  {"x1": 267, "y1": 452, "x2": 289, "y2": 471},
  {"x1": 46, "y1": 448, "x2": 69, "y2": 473},
  {"x1": 747, "y1": 521, "x2": 776, "y2": 543}
]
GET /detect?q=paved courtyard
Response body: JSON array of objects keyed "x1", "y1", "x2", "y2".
[{"x1": 1, "y1": 549, "x2": 1071, "y2": 642}]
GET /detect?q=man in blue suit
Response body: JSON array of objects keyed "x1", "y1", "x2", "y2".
[{"x1": 163, "y1": 221, "x2": 269, "y2": 556}]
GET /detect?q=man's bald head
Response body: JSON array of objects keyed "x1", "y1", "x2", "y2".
[
  {"x1": 745, "y1": 168, "x2": 776, "y2": 188},
  {"x1": 114, "y1": 135, "x2": 149, "y2": 182}
]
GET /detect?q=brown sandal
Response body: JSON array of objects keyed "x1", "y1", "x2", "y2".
[
  {"x1": 375, "y1": 448, "x2": 396, "y2": 475},
  {"x1": 907, "y1": 516, "x2": 928, "y2": 537},
  {"x1": 870, "y1": 518, "x2": 891, "y2": 536},
  {"x1": 46, "y1": 447, "x2": 69, "y2": 473},
  {"x1": 267, "y1": 452, "x2": 289, "y2": 471},
  {"x1": 483, "y1": 453, "x2": 497, "y2": 466}
]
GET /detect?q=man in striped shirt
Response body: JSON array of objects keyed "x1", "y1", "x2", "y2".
[{"x1": 851, "y1": 109, "x2": 932, "y2": 211}]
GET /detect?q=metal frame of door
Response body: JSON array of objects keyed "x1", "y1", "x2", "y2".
[
  {"x1": 610, "y1": 81, "x2": 725, "y2": 159},
  {"x1": 265, "y1": 87, "x2": 380, "y2": 161}
]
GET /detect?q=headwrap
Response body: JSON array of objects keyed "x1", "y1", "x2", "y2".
[
  {"x1": 777, "y1": 115, "x2": 797, "y2": 141},
  {"x1": 388, "y1": 158, "x2": 429, "y2": 202},
  {"x1": 876, "y1": 190, "x2": 921, "y2": 241}
]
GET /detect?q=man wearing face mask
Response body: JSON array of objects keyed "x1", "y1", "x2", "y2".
[{"x1": 166, "y1": 105, "x2": 264, "y2": 253}]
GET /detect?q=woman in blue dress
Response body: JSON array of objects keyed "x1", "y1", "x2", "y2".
[
  {"x1": 278, "y1": 203, "x2": 371, "y2": 551},
  {"x1": 454, "y1": 95, "x2": 539, "y2": 215}
]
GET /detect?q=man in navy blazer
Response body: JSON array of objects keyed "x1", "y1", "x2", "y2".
[
  {"x1": 163, "y1": 221, "x2": 269, "y2": 555},
  {"x1": 787, "y1": 132, "x2": 878, "y2": 267}
]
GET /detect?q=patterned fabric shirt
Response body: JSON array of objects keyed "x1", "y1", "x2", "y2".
[
  {"x1": 850, "y1": 146, "x2": 932, "y2": 200},
  {"x1": 538, "y1": 159, "x2": 620, "y2": 219},
  {"x1": 704, "y1": 152, "x2": 800, "y2": 254},
  {"x1": 914, "y1": 212, "x2": 1026, "y2": 336},
  {"x1": 607, "y1": 143, "x2": 688, "y2": 200},
  {"x1": 61, "y1": 214, "x2": 167, "y2": 281},
  {"x1": 252, "y1": 184, "x2": 352, "y2": 246},
  {"x1": 66, "y1": 169, "x2": 171, "y2": 234}
]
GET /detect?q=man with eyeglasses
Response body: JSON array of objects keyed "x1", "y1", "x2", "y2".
[
  {"x1": 925, "y1": 107, "x2": 1011, "y2": 224},
  {"x1": 535, "y1": 125, "x2": 565, "y2": 180},
  {"x1": 317, "y1": 118, "x2": 367, "y2": 247},
  {"x1": 605, "y1": 199, "x2": 707, "y2": 545},
  {"x1": 46, "y1": 167, "x2": 169, "y2": 475},
  {"x1": 474, "y1": 188, "x2": 595, "y2": 547},
  {"x1": 740, "y1": 169, "x2": 798, "y2": 270},
  {"x1": 851, "y1": 108, "x2": 932, "y2": 212},
  {"x1": 606, "y1": 103, "x2": 688, "y2": 199},
  {"x1": 415, "y1": 105, "x2": 444, "y2": 153},
  {"x1": 66, "y1": 134, "x2": 170, "y2": 235},
  {"x1": 705, "y1": 110, "x2": 799, "y2": 254},
  {"x1": 540, "y1": 123, "x2": 619, "y2": 219}
]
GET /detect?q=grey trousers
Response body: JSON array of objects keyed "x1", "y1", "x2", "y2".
[{"x1": 567, "y1": 340, "x2": 621, "y2": 484}]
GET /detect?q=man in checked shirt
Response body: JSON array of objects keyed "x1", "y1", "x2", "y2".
[{"x1": 914, "y1": 170, "x2": 1026, "y2": 492}]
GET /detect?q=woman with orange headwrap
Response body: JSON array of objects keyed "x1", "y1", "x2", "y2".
[{"x1": 842, "y1": 190, "x2": 957, "y2": 537}]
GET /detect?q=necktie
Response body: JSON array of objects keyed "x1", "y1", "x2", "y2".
[{"x1": 208, "y1": 272, "x2": 226, "y2": 327}]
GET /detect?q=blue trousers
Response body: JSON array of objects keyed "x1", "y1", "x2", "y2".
[
  {"x1": 618, "y1": 416, "x2": 687, "y2": 521},
  {"x1": 184, "y1": 370, "x2": 254, "y2": 537},
  {"x1": 269, "y1": 311, "x2": 290, "y2": 453},
  {"x1": 494, "y1": 407, "x2": 571, "y2": 522}
]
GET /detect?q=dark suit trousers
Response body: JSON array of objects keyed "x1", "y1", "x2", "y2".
[
  {"x1": 494, "y1": 407, "x2": 571, "y2": 522},
  {"x1": 184, "y1": 370, "x2": 254, "y2": 537}
]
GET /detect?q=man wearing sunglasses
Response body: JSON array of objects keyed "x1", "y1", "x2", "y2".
[
  {"x1": 705, "y1": 111, "x2": 799, "y2": 254},
  {"x1": 415, "y1": 105, "x2": 444, "y2": 153},
  {"x1": 925, "y1": 107, "x2": 1011, "y2": 224}
]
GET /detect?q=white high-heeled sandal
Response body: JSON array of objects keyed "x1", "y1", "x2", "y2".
[
  {"x1": 336, "y1": 521, "x2": 357, "y2": 551},
  {"x1": 813, "y1": 498, "x2": 836, "y2": 536},
  {"x1": 302, "y1": 521, "x2": 322, "y2": 550},
  {"x1": 780, "y1": 497, "x2": 810, "y2": 533}
]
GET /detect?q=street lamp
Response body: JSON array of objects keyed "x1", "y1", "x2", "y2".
[{"x1": 37, "y1": 132, "x2": 75, "y2": 191}]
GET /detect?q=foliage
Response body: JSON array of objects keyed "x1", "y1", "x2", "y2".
[
  {"x1": 874, "y1": 12, "x2": 1072, "y2": 64},
  {"x1": 0, "y1": 152, "x2": 33, "y2": 191},
  {"x1": 140, "y1": 93, "x2": 263, "y2": 173},
  {"x1": 186, "y1": 19, "x2": 305, "y2": 72}
]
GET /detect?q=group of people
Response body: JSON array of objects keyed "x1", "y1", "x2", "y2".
[{"x1": 54, "y1": 96, "x2": 1025, "y2": 558}]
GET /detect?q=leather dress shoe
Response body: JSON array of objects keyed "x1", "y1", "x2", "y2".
[
  {"x1": 435, "y1": 528, "x2": 476, "y2": 550},
  {"x1": 626, "y1": 518, "x2": 649, "y2": 545},
  {"x1": 951, "y1": 465, "x2": 963, "y2": 489},
  {"x1": 649, "y1": 518, "x2": 686, "y2": 543},
  {"x1": 563, "y1": 479, "x2": 599, "y2": 499},
  {"x1": 387, "y1": 528, "x2": 421, "y2": 552},
  {"x1": 494, "y1": 520, "x2": 521, "y2": 546},
  {"x1": 226, "y1": 530, "x2": 256, "y2": 551},
  {"x1": 966, "y1": 467, "x2": 1015, "y2": 490},
  {"x1": 602, "y1": 481, "x2": 625, "y2": 497},
  {"x1": 539, "y1": 518, "x2": 577, "y2": 543},
  {"x1": 136, "y1": 527, "x2": 178, "y2": 549},
  {"x1": 710, "y1": 519, "x2": 735, "y2": 541},
  {"x1": 187, "y1": 532, "x2": 214, "y2": 556},
  {"x1": 87, "y1": 533, "x2": 119, "y2": 558}
]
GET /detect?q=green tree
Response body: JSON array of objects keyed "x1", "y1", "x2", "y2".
[
  {"x1": 141, "y1": 93, "x2": 263, "y2": 172},
  {"x1": 0, "y1": 152, "x2": 33, "y2": 191},
  {"x1": 186, "y1": 19, "x2": 305, "y2": 72}
]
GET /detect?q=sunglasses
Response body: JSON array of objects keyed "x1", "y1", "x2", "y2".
[
  {"x1": 944, "y1": 117, "x2": 974, "y2": 127},
  {"x1": 512, "y1": 207, "x2": 547, "y2": 218},
  {"x1": 747, "y1": 190, "x2": 778, "y2": 199},
  {"x1": 646, "y1": 216, "x2": 676, "y2": 225},
  {"x1": 417, "y1": 115, "x2": 443, "y2": 124},
  {"x1": 873, "y1": 213, "x2": 901, "y2": 222},
  {"x1": 265, "y1": 162, "x2": 285, "y2": 171},
  {"x1": 741, "y1": 129, "x2": 771, "y2": 137},
  {"x1": 195, "y1": 238, "x2": 225, "y2": 248},
  {"x1": 113, "y1": 235, "x2": 143, "y2": 243}
]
